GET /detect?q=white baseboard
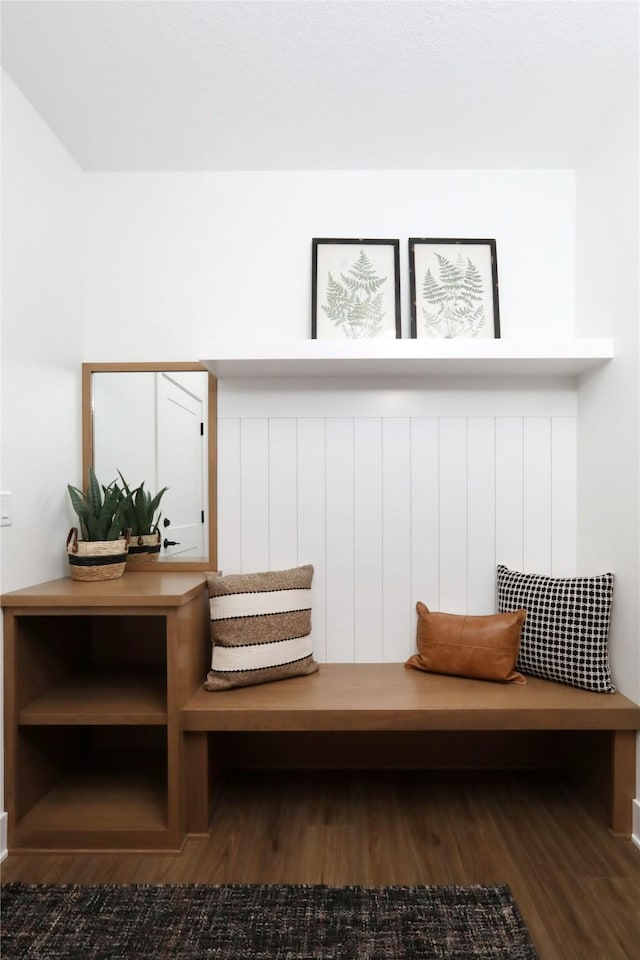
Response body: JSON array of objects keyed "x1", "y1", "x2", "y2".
[
  {"x1": 0, "y1": 811, "x2": 7, "y2": 862},
  {"x1": 633, "y1": 799, "x2": 640, "y2": 852}
]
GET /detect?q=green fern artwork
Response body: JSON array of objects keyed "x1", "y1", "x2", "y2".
[
  {"x1": 420, "y1": 252, "x2": 487, "y2": 338},
  {"x1": 321, "y1": 250, "x2": 388, "y2": 339}
]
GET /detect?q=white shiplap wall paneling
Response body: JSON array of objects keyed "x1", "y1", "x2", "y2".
[
  {"x1": 268, "y1": 418, "x2": 298, "y2": 571},
  {"x1": 410, "y1": 417, "x2": 440, "y2": 616},
  {"x1": 240, "y1": 419, "x2": 270, "y2": 572},
  {"x1": 439, "y1": 418, "x2": 468, "y2": 613},
  {"x1": 218, "y1": 385, "x2": 577, "y2": 664},
  {"x1": 297, "y1": 418, "x2": 328, "y2": 661},
  {"x1": 467, "y1": 418, "x2": 497, "y2": 615},
  {"x1": 216, "y1": 417, "x2": 241, "y2": 573},
  {"x1": 354, "y1": 418, "x2": 383, "y2": 662},
  {"x1": 325, "y1": 419, "x2": 355, "y2": 662},
  {"x1": 551, "y1": 418, "x2": 577, "y2": 576},
  {"x1": 495, "y1": 417, "x2": 524, "y2": 573},
  {"x1": 382, "y1": 418, "x2": 413, "y2": 661},
  {"x1": 219, "y1": 378, "x2": 577, "y2": 419},
  {"x1": 523, "y1": 417, "x2": 552, "y2": 574}
]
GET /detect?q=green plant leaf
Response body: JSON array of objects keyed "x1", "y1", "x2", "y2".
[
  {"x1": 115, "y1": 475, "x2": 169, "y2": 537},
  {"x1": 86, "y1": 467, "x2": 104, "y2": 516},
  {"x1": 148, "y1": 487, "x2": 168, "y2": 517},
  {"x1": 67, "y1": 484, "x2": 87, "y2": 517},
  {"x1": 68, "y1": 470, "x2": 127, "y2": 541}
]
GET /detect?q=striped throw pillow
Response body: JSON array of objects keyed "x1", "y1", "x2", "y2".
[{"x1": 204, "y1": 564, "x2": 318, "y2": 691}]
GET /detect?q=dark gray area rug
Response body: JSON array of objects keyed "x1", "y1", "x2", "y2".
[{"x1": 1, "y1": 882, "x2": 539, "y2": 960}]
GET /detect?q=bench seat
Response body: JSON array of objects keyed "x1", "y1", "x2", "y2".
[
  {"x1": 181, "y1": 663, "x2": 640, "y2": 837},
  {"x1": 183, "y1": 663, "x2": 640, "y2": 731}
]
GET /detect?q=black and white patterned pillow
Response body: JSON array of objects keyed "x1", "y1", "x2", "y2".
[{"x1": 496, "y1": 564, "x2": 614, "y2": 693}]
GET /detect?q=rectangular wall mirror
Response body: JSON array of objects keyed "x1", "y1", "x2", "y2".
[{"x1": 82, "y1": 362, "x2": 217, "y2": 570}]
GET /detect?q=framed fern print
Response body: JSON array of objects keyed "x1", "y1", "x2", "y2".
[
  {"x1": 409, "y1": 238, "x2": 500, "y2": 340},
  {"x1": 312, "y1": 239, "x2": 401, "y2": 340}
]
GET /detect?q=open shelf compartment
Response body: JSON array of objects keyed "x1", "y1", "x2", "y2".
[
  {"x1": 12, "y1": 726, "x2": 169, "y2": 850},
  {"x1": 13, "y1": 613, "x2": 168, "y2": 722}
]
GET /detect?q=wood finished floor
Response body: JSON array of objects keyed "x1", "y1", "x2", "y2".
[{"x1": 2, "y1": 769, "x2": 640, "y2": 960}]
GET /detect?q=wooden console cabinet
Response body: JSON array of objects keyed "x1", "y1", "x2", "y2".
[{"x1": 2, "y1": 571, "x2": 209, "y2": 852}]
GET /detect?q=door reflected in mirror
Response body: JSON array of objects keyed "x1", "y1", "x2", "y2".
[{"x1": 83, "y1": 363, "x2": 216, "y2": 569}]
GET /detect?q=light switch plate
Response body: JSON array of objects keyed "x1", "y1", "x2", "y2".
[{"x1": 0, "y1": 491, "x2": 12, "y2": 526}]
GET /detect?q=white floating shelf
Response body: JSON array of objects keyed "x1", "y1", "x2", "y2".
[{"x1": 201, "y1": 338, "x2": 614, "y2": 379}]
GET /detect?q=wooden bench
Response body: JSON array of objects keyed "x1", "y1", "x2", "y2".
[{"x1": 182, "y1": 663, "x2": 640, "y2": 837}]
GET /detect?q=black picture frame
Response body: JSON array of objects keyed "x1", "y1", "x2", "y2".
[
  {"x1": 312, "y1": 238, "x2": 401, "y2": 340},
  {"x1": 409, "y1": 238, "x2": 500, "y2": 339}
]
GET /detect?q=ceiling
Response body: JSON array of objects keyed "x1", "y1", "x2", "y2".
[{"x1": 1, "y1": 0, "x2": 638, "y2": 172}]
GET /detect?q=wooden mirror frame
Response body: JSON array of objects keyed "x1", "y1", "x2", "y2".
[{"x1": 82, "y1": 361, "x2": 217, "y2": 571}]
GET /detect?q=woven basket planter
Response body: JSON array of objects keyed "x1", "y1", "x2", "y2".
[
  {"x1": 127, "y1": 530, "x2": 162, "y2": 563},
  {"x1": 66, "y1": 528, "x2": 130, "y2": 581}
]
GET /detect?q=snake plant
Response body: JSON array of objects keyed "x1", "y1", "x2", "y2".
[
  {"x1": 117, "y1": 473, "x2": 168, "y2": 537},
  {"x1": 67, "y1": 467, "x2": 126, "y2": 541}
]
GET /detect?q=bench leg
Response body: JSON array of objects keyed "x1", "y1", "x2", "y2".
[
  {"x1": 610, "y1": 729, "x2": 636, "y2": 836},
  {"x1": 184, "y1": 732, "x2": 210, "y2": 836}
]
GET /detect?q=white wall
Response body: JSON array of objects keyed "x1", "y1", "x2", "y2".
[
  {"x1": 0, "y1": 72, "x2": 83, "y2": 854},
  {"x1": 81, "y1": 170, "x2": 575, "y2": 355},
  {"x1": 0, "y1": 73, "x2": 83, "y2": 589},
  {"x1": 575, "y1": 90, "x2": 640, "y2": 816},
  {"x1": 576, "y1": 92, "x2": 639, "y2": 699}
]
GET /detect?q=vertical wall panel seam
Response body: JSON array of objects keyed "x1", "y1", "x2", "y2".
[
  {"x1": 520, "y1": 417, "x2": 527, "y2": 570},
  {"x1": 379, "y1": 417, "x2": 383, "y2": 662},
  {"x1": 378, "y1": 417, "x2": 384, "y2": 661},
  {"x1": 466, "y1": 417, "x2": 469, "y2": 613},
  {"x1": 238, "y1": 418, "x2": 244, "y2": 573},
  {"x1": 296, "y1": 417, "x2": 300, "y2": 570},
  {"x1": 323, "y1": 417, "x2": 328, "y2": 661},
  {"x1": 380, "y1": 417, "x2": 383, "y2": 661},
  {"x1": 295, "y1": 418, "x2": 300, "y2": 567},
  {"x1": 550, "y1": 416, "x2": 554, "y2": 574},
  {"x1": 437, "y1": 417, "x2": 440, "y2": 609},
  {"x1": 267, "y1": 418, "x2": 271, "y2": 569},
  {"x1": 437, "y1": 417, "x2": 441, "y2": 610},
  {"x1": 409, "y1": 416, "x2": 413, "y2": 656},
  {"x1": 466, "y1": 416, "x2": 469, "y2": 615},
  {"x1": 352, "y1": 416, "x2": 356, "y2": 662},
  {"x1": 493, "y1": 416, "x2": 497, "y2": 610}
]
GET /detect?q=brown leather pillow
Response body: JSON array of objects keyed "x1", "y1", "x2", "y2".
[{"x1": 405, "y1": 602, "x2": 527, "y2": 684}]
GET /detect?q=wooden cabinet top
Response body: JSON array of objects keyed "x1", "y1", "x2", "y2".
[{"x1": 1, "y1": 571, "x2": 207, "y2": 608}]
